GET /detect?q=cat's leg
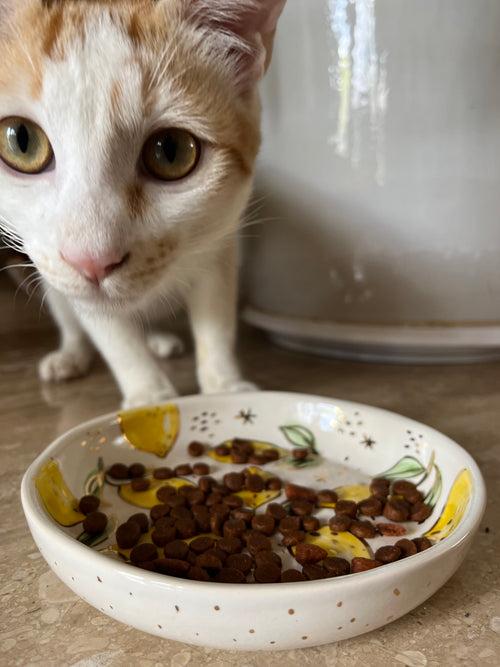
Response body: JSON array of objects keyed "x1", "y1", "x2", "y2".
[
  {"x1": 78, "y1": 311, "x2": 178, "y2": 408},
  {"x1": 187, "y1": 241, "x2": 257, "y2": 394},
  {"x1": 39, "y1": 288, "x2": 94, "y2": 382},
  {"x1": 147, "y1": 332, "x2": 185, "y2": 359}
]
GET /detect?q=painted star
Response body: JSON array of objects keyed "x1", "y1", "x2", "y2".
[
  {"x1": 235, "y1": 409, "x2": 256, "y2": 425},
  {"x1": 361, "y1": 436, "x2": 376, "y2": 449}
]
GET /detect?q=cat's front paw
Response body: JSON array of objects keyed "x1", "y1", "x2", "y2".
[
  {"x1": 147, "y1": 332, "x2": 185, "y2": 359},
  {"x1": 39, "y1": 345, "x2": 94, "y2": 383},
  {"x1": 122, "y1": 385, "x2": 179, "y2": 410}
]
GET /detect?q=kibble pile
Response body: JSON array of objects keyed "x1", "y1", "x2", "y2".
[{"x1": 78, "y1": 440, "x2": 433, "y2": 583}]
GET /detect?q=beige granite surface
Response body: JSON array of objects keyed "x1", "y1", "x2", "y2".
[{"x1": 0, "y1": 275, "x2": 499, "y2": 666}]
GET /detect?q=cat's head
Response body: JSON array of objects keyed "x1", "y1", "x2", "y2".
[{"x1": 0, "y1": 0, "x2": 285, "y2": 312}]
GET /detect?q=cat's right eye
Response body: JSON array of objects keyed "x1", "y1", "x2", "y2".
[{"x1": 0, "y1": 116, "x2": 54, "y2": 174}]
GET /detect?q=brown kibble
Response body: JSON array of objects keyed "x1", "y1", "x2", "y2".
[
  {"x1": 198, "y1": 476, "x2": 215, "y2": 493},
  {"x1": 154, "y1": 558, "x2": 190, "y2": 577},
  {"x1": 164, "y1": 540, "x2": 189, "y2": 560},
  {"x1": 358, "y1": 496, "x2": 383, "y2": 517},
  {"x1": 196, "y1": 552, "x2": 223, "y2": 570},
  {"x1": 383, "y1": 498, "x2": 410, "y2": 522},
  {"x1": 317, "y1": 489, "x2": 338, "y2": 505},
  {"x1": 216, "y1": 567, "x2": 247, "y2": 583},
  {"x1": 302, "y1": 515, "x2": 320, "y2": 532},
  {"x1": 393, "y1": 480, "x2": 423, "y2": 504},
  {"x1": 170, "y1": 506, "x2": 193, "y2": 521},
  {"x1": 281, "y1": 569, "x2": 307, "y2": 582},
  {"x1": 266, "y1": 503, "x2": 287, "y2": 521},
  {"x1": 230, "y1": 507, "x2": 253, "y2": 524},
  {"x1": 223, "y1": 472, "x2": 245, "y2": 492},
  {"x1": 251, "y1": 514, "x2": 275, "y2": 535},
  {"x1": 246, "y1": 532, "x2": 272, "y2": 554},
  {"x1": 128, "y1": 463, "x2": 146, "y2": 479},
  {"x1": 232, "y1": 438, "x2": 254, "y2": 456},
  {"x1": 413, "y1": 537, "x2": 433, "y2": 552},
  {"x1": 254, "y1": 563, "x2": 281, "y2": 583},
  {"x1": 261, "y1": 448, "x2": 280, "y2": 462},
  {"x1": 223, "y1": 494, "x2": 243, "y2": 509},
  {"x1": 245, "y1": 474, "x2": 264, "y2": 493},
  {"x1": 128, "y1": 512, "x2": 149, "y2": 533},
  {"x1": 335, "y1": 500, "x2": 358, "y2": 518},
  {"x1": 375, "y1": 545, "x2": 402, "y2": 563},
  {"x1": 175, "y1": 518, "x2": 197, "y2": 539},
  {"x1": 294, "y1": 542, "x2": 328, "y2": 565},
  {"x1": 285, "y1": 483, "x2": 317, "y2": 504},
  {"x1": 151, "y1": 526, "x2": 176, "y2": 547},
  {"x1": 116, "y1": 521, "x2": 141, "y2": 549},
  {"x1": 248, "y1": 454, "x2": 269, "y2": 466},
  {"x1": 107, "y1": 463, "x2": 129, "y2": 480},
  {"x1": 376, "y1": 522, "x2": 407, "y2": 537},
  {"x1": 192, "y1": 462, "x2": 210, "y2": 477},
  {"x1": 279, "y1": 516, "x2": 301, "y2": 532},
  {"x1": 280, "y1": 530, "x2": 306, "y2": 547},
  {"x1": 192, "y1": 505, "x2": 211, "y2": 532},
  {"x1": 349, "y1": 520, "x2": 378, "y2": 539},
  {"x1": 395, "y1": 538, "x2": 418, "y2": 557},
  {"x1": 210, "y1": 512, "x2": 224, "y2": 536},
  {"x1": 190, "y1": 536, "x2": 215, "y2": 554},
  {"x1": 410, "y1": 502, "x2": 432, "y2": 523},
  {"x1": 231, "y1": 451, "x2": 249, "y2": 464},
  {"x1": 223, "y1": 519, "x2": 246, "y2": 539},
  {"x1": 266, "y1": 477, "x2": 282, "y2": 491},
  {"x1": 188, "y1": 565, "x2": 211, "y2": 581},
  {"x1": 302, "y1": 563, "x2": 327, "y2": 580},
  {"x1": 78, "y1": 495, "x2": 100, "y2": 515},
  {"x1": 150, "y1": 504, "x2": 170, "y2": 522},
  {"x1": 188, "y1": 441, "x2": 205, "y2": 457},
  {"x1": 82, "y1": 511, "x2": 107, "y2": 535},
  {"x1": 156, "y1": 486, "x2": 177, "y2": 503},
  {"x1": 130, "y1": 542, "x2": 157, "y2": 564},
  {"x1": 254, "y1": 551, "x2": 282, "y2": 568},
  {"x1": 226, "y1": 553, "x2": 253, "y2": 574},
  {"x1": 215, "y1": 444, "x2": 230, "y2": 457},
  {"x1": 292, "y1": 449, "x2": 309, "y2": 461},
  {"x1": 153, "y1": 467, "x2": 174, "y2": 480},
  {"x1": 206, "y1": 492, "x2": 224, "y2": 507},
  {"x1": 329, "y1": 514, "x2": 352, "y2": 532},
  {"x1": 131, "y1": 478, "x2": 150, "y2": 492},
  {"x1": 351, "y1": 557, "x2": 382, "y2": 573},
  {"x1": 290, "y1": 500, "x2": 314, "y2": 516},
  {"x1": 217, "y1": 536, "x2": 243, "y2": 554},
  {"x1": 370, "y1": 477, "x2": 390, "y2": 499},
  {"x1": 323, "y1": 557, "x2": 350, "y2": 577},
  {"x1": 175, "y1": 463, "x2": 193, "y2": 477}
]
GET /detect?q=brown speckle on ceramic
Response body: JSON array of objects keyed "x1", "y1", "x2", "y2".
[
  {"x1": 97, "y1": 577, "x2": 102, "y2": 583},
  {"x1": 214, "y1": 605, "x2": 220, "y2": 611},
  {"x1": 394, "y1": 588, "x2": 401, "y2": 596},
  {"x1": 249, "y1": 629, "x2": 255, "y2": 634},
  {"x1": 350, "y1": 618, "x2": 356, "y2": 623},
  {"x1": 288, "y1": 609, "x2": 295, "y2": 615},
  {"x1": 337, "y1": 601, "x2": 343, "y2": 607},
  {"x1": 302, "y1": 636, "x2": 308, "y2": 640}
]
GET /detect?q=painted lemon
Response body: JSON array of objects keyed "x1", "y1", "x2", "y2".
[
  {"x1": 292, "y1": 526, "x2": 371, "y2": 560},
  {"x1": 118, "y1": 404, "x2": 180, "y2": 458},
  {"x1": 424, "y1": 469, "x2": 472, "y2": 542},
  {"x1": 317, "y1": 483, "x2": 371, "y2": 509},
  {"x1": 119, "y1": 477, "x2": 194, "y2": 509},
  {"x1": 207, "y1": 439, "x2": 285, "y2": 464},
  {"x1": 35, "y1": 459, "x2": 85, "y2": 527}
]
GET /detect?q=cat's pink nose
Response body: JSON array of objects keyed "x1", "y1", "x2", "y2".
[{"x1": 60, "y1": 249, "x2": 129, "y2": 285}]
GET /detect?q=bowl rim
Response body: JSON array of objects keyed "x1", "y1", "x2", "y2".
[{"x1": 21, "y1": 390, "x2": 487, "y2": 595}]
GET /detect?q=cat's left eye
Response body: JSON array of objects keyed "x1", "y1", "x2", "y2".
[
  {"x1": 142, "y1": 128, "x2": 200, "y2": 182},
  {"x1": 0, "y1": 116, "x2": 54, "y2": 174}
]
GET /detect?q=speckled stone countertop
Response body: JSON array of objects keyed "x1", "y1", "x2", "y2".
[{"x1": 0, "y1": 275, "x2": 499, "y2": 666}]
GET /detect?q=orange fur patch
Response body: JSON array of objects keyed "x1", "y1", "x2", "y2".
[{"x1": 126, "y1": 183, "x2": 147, "y2": 219}]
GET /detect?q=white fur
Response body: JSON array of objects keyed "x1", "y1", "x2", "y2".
[{"x1": 0, "y1": 1, "x2": 284, "y2": 406}]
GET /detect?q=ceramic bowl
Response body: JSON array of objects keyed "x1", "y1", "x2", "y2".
[{"x1": 21, "y1": 392, "x2": 485, "y2": 651}]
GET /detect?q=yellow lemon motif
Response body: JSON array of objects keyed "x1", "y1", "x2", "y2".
[
  {"x1": 118, "y1": 404, "x2": 180, "y2": 458},
  {"x1": 35, "y1": 459, "x2": 85, "y2": 527},
  {"x1": 234, "y1": 466, "x2": 281, "y2": 509},
  {"x1": 119, "y1": 477, "x2": 194, "y2": 509},
  {"x1": 424, "y1": 469, "x2": 472, "y2": 541},
  {"x1": 317, "y1": 483, "x2": 371, "y2": 509},
  {"x1": 293, "y1": 525, "x2": 371, "y2": 560}
]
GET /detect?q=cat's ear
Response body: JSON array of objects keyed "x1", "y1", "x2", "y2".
[{"x1": 185, "y1": 0, "x2": 287, "y2": 89}]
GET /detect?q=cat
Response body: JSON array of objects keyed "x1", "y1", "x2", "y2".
[{"x1": 0, "y1": 0, "x2": 286, "y2": 407}]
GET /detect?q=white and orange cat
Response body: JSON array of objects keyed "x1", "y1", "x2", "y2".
[{"x1": 0, "y1": 0, "x2": 285, "y2": 407}]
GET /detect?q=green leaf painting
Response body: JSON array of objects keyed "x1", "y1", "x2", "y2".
[
  {"x1": 378, "y1": 456, "x2": 426, "y2": 480},
  {"x1": 280, "y1": 425, "x2": 318, "y2": 454},
  {"x1": 424, "y1": 466, "x2": 442, "y2": 508},
  {"x1": 84, "y1": 457, "x2": 105, "y2": 498}
]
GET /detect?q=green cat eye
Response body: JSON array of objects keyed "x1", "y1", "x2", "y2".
[
  {"x1": 142, "y1": 128, "x2": 200, "y2": 182},
  {"x1": 0, "y1": 116, "x2": 53, "y2": 174}
]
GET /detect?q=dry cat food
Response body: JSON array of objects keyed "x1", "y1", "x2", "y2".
[{"x1": 92, "y1": 450, "x2": 435, "y2": 583}]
